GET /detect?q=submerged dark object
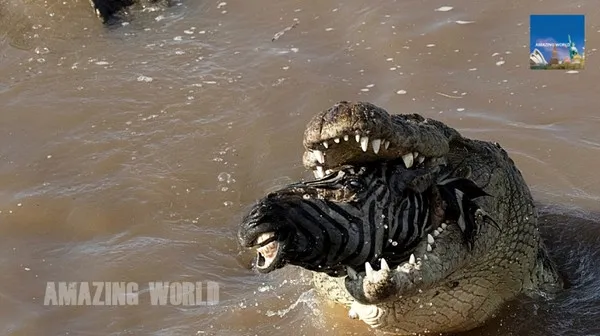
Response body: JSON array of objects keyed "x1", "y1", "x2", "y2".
[{"x1": 89, "y1": 0, "x2": 171, "y2": 23}]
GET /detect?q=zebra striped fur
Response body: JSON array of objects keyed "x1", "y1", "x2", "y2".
[
  {"x1": 242, "y1": 160, "x2": 493, "y2": 276},
  {"x1": 286, "y1": 169, "x2": 431, "y2": 274}
]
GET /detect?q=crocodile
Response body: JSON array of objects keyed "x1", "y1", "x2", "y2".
[{"x1": 238, "y1": 101, "x2": 564, "y2": 334}]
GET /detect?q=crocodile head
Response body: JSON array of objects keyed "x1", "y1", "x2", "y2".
[{"x1": 239, "y1": 103, "x2": 492, "y2": 282}]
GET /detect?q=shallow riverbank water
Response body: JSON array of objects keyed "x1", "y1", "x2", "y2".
[{"x1": 1, "y1": 0, "x2": 599, "y2": 335}]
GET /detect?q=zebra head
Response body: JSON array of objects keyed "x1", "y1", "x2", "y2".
[
  {"x1": 238, "y1": 167, "x2": 378, "y2": 273},
  {"x1": 239, "y1": 160, "x2": 490, "y2": 277},
  {"x1": 238, "y1": 163, "x2": 411, "y2": 276}
]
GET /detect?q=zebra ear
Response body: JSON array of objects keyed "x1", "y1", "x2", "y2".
[
  {"x1": 437, "y1": 177, "x2": 494, "y2": 249},
  {"x1": 453, "y1": 188, "x2": 476, "y2": 249}
]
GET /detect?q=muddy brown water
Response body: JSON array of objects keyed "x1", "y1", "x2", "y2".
[{"x1": 1, "y1": 0, "x2": 599, "y2": 335}]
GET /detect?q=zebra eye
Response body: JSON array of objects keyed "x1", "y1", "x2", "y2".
[{"x1": 348, "y1": 180, "x2": 362, "y2": 189}]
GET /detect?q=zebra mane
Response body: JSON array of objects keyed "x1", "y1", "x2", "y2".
[
  {"x1": 300, "y1": 165, "x2": 359, "y2": 189},
  {"x1": 271, "y1": 165, "x2": 365, "y2": 203}
]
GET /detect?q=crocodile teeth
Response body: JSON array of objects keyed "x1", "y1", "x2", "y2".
[
  {"x1": 333, "y1": 138, "x2": 340, "y2": 143},
  {"x1": 325, "y1": 169, "x2": 333, "y2": 175},
  {"x1": 343, "y1": 135, "x2": 349, "y2": 141},
  {"x1": 441, "y1": 223, "x2": 448, "y2": 229},
  {"x1": 380, "y1": 258, "x2": 390, "y2": 271},
  {"x1": 409, "y1": 254, "x2": 416, "y2": 265},
  {"x1": 322, "y1": 141, "x2": 329, "y2": 149},
  {"x1": 347, "y1": 266, "x2": 358, "y2": 280},
  {"x1": 315, "y1": 166, "x2": 325, "y2": 178},
  {"x1": 427, "y1": 234, "x2": 435, "y2": 244},
  {"x1": 423, "y1": 254, "x2": 428, "y2": 260},
  {"x1": 355, "y1": 134, "x2": 361, "y2": 142},
  {"x1": 365, "y1": 262, "x2": 374, "y2": 278},
  {"x1": 427, "y1": 244, "x2": 433, "y2": 252},
  {"x1": 384, "y1": 140, "x2": 390, "y2": 149},
  {"x1": 418, "y1": 156, "x2": 425, "y2": 164},
  {"x1": 413, "y1": 152, "x2": 419, "y2": 159},
  {"x1": 313, "y1": 150, "x2": 325, "y2": 164},
  {"x1": 360, "y1": 136, "x2": 369, "y2": 152},
  {"x1": 433, "y1": 229, "x2": 440, "y2": 236},
  {"x1": 371, "y1": 139, "x2": 381, "y2": 154},
  {"x1": 402, "y1": 152, "x2": 414, "y2": 168}
]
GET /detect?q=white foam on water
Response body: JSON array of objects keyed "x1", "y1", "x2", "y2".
[
  {"x1": 265, "y1": 289, "x2": 320, "y2": 318},
  {"x1": 137, "y1": 75, "x2": 153, "y2": 82}
]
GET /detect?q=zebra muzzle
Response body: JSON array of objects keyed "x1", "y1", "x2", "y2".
[{"x1": 255, "y1": 232, "x2": 280, "y2": 270}]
